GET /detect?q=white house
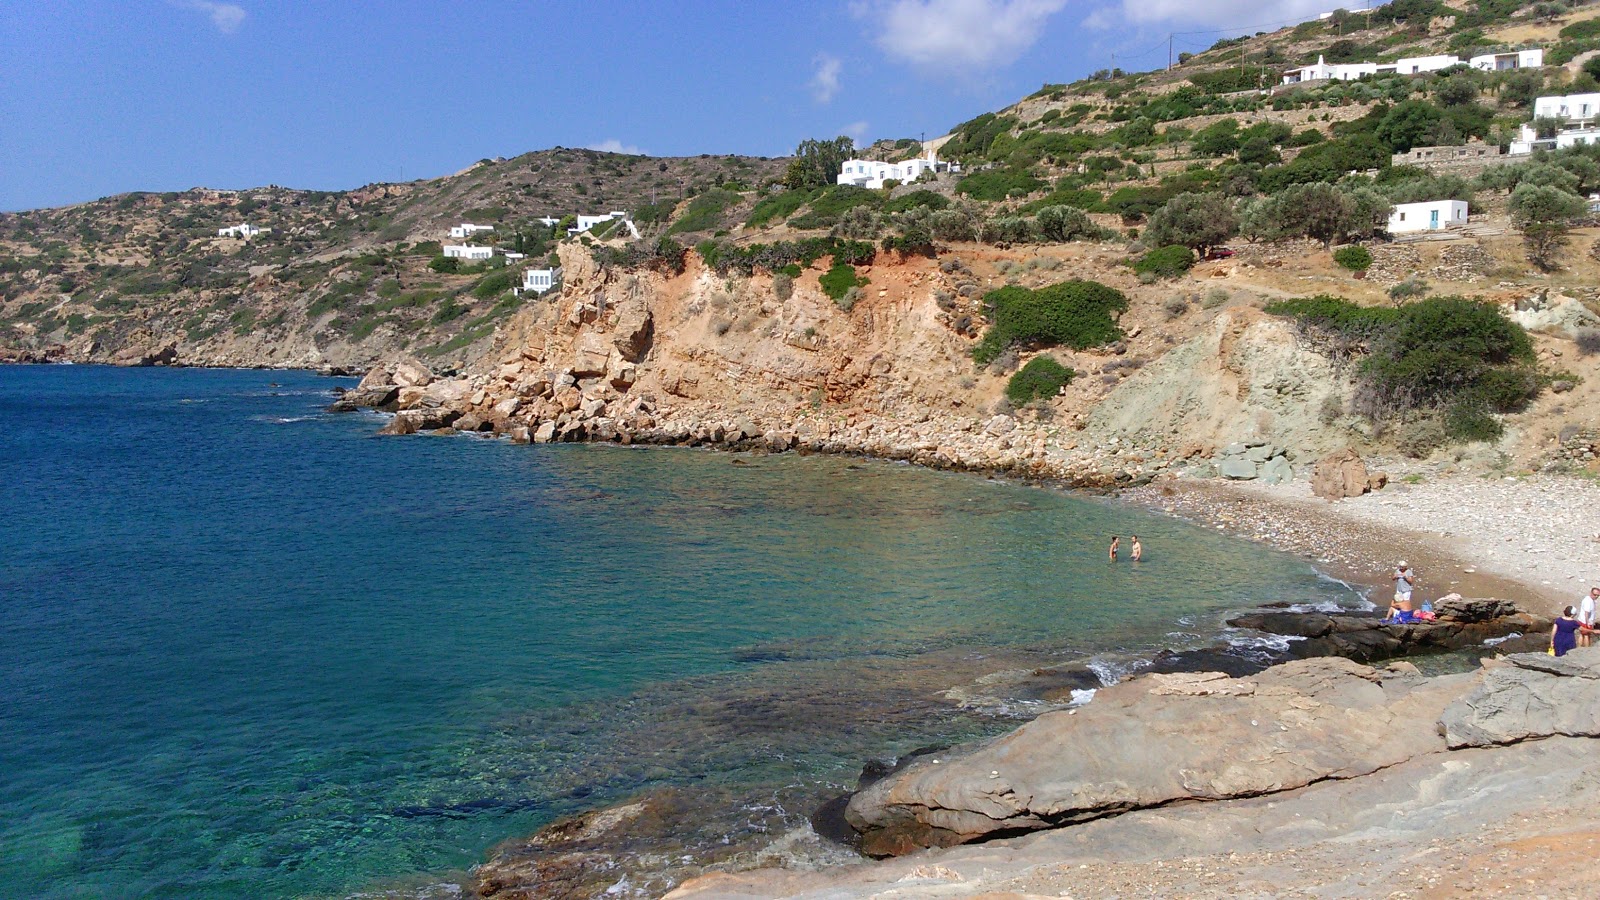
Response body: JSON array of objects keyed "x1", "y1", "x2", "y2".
[
  {"x1": 443, "y1": 244, "x2": 494, "y2": 260},
  {"x1": 1283, "y1": 50, "x2": 1538, "y2": 86},
  {"x1": 449, "y1": 223, "x2": 496, "y2": 239},
  {"x1": 517, "y1": 267, "x2": 562, "y2": 296},
  {"x1": 837, "y1": 149, "x2": 947, "y2": 189},
  {"x1": 535, "y1": 216, "x2": 562, "y2": 227},
  {"x1": 1509, "y1": 92, "x2": 1600, "y2": 154},
  {"x1": 1388, "y1": 200, "x2": 1468, "y2": 234},
  {"x1": 1469, "y1": 48, "x2": 1542, "y2": 71},
  {"x1": 217, "y1": 224, "x2": 269, "y2": 239}
]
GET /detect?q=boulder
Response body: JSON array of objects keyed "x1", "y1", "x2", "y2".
[
  {"x1": 1219, "y1": 458, "x2": 1259, "y2": 480},
  {"x1": 493, "y1": 396, "x2": 522, "y2": 418},
  {"x1": 423, "y1": 378, "x2": 471, "y2": 405},
  {"x1": 1258, "y1": 455, "x2": 1294, "y2": 485},
  {"x1": 843, "y1": 658, "x2": 1465, "y2": 857},
  {"x1": 376, "y1": 412, "x2": 421, "y2": 436},
  {"x1": 1311, "y1": 448, "x2": 1370, "y2": 501},
  {"x1": 392, "y1": 359, "x2": 433, "y2": 388},
  {"x1": 1442, "y1": 651, "x2": 1600, "y2": 749},
  {"x1": 533, "y1": 421, "x2": 557, "y2": 443},
  {"x1": 571, "y1": 333, "x2": 612, "y2": 377},
  {"x1": 613, "y1": 300, "x2": 654, "y2": 362},
  {"x1": 579, "y1": 397, "x2": 607, "y2": 419}
]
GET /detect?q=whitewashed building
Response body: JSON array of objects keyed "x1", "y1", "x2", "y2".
[
  {"x1": 1283, "y1": 50, "x2": 1539, "y2": 86},
  {"x1": 535, "y1": 216, "x2": 562, "y2": 227},
  {"x1": 836, "y1": 149, "x2": 948, "y2": 189},
  {"x1": 449, "y1": 223, "x2": 496, "y2": 239},
  {"x1": 574, "y1": 212, "x2": 625, "y2": 232},
  {"x1": 517, "y1": 267, "x2": 562, "y2": 295},
  {"x1": 217, "y1": 224, "x2": 269, "y2": 239},
  {"x1": 1509, "y1": 92, "x2": 1600, "y2": 154},
  {"x1": 1388, "y1": 200, "x2": 1468, "y2": 234},
  {"x1": 443, "y1": 244, "x2": 494, "y2": 260},
  {"x1": 1469, "y1": 48, "x2": 1543, "y2": 71}
]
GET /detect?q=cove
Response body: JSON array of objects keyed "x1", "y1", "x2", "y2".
[{"x1": 0, "y1": 365, "x2": 1355, "y2": 898}]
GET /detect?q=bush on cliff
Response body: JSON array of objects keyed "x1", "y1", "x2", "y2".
[
  {"x1": 471, "y1": 271, "x2": 512, "y2": 299},
  {"x1": 1006, "y1": 356, "x2": 1076, "y2": 405},
  {"x1": 1266, "y1": 294, "x2": 1538, "y2": 442},
  {"x1": 973, "y1": 280, "x2": 1128, "y2": 365},
  {"x1": 819, "y1": 262, "x2": 867, "y2": 305}
]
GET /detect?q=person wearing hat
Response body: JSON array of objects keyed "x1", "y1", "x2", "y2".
[{"x1": 1387, "y1": 561, "x2": 1416, "y2": 622}]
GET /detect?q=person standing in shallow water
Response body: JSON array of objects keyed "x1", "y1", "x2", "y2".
[
  {"x1": 1108, "y1": 536, "x2": 1119, "y2": 562},
  {"x1": 1130, "y1": 536, "x2": 1143, "y2": 562}
]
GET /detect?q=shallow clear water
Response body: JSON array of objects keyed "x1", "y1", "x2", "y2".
[{"x1": 0, "y1": 365, "x2": 1355, "y2": 898}]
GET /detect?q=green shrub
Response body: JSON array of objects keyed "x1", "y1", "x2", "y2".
[
  {"x1": 471, "y1": 271, "x2": 512, "y2": 299},
  {"x1": 819, "y1": 262, "x2": 865, "y2": 302},
  {"x1": 1131, "y1": 245, "x2": 1195, "y2": 279},
  {"x1": 973, "y1": 280, "x2": 1128, "y2": 364},
  {"x1": 1267, "y1": 295, "x2": 1538, "y2": 442},
  {"x1": 666, "y1": 189, "x2": 742, "y2": 235},
  {"x1": 1006, "y1": 356, "x2": 1076, "y2": 405},
  {"x1": 1333, "y1": 245, "x2": 1373, "y2": 272},
  {"x1": 883, "y1": 190, "x2": 951, "y2": 213},
  {"x1": 428, "y1": 255, "x2": 459, "y2": 274},
  {"x1": 956, "y1": 168, "x2": 1046, "y2": 201},
  {"x1": 746, "y1": 189, "x2": 815, "y2": 227}
]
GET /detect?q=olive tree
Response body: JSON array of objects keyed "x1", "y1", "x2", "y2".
[{"x1": 1510, "y1": 182, "x2": 1587, "y2": 270}]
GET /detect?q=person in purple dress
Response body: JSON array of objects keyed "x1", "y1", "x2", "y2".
[{"x1": 1552, "y1": 606, "x2": 1585, "y2": 657}]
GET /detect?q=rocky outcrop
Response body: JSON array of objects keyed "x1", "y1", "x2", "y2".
[
  {"x1": 1213, "y1": 440, "x2": 1294, "y2": 483},
  {"x1": 843, "y1": 657, "x2": 1467, "y2": 857},
  {"x1": 1227, "y1": 597, "x2": 1547, "y2": 664},
  {"x1": 1310, "y1": 447, "x2": 1385, "y2": 500},
  {"x1": 1442, "y1": 650, "x2": 1600, "y2": 748}
]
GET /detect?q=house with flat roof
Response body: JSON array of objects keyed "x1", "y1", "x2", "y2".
[
  {"x1": 449, "y1": 223, "x2": 496, "y2": 239},
  {"x1": 1283, "y1": 49, "x2": 1540, "y2": 86},
  {"x1": 217, "y1": 224, "x2": 269, "y2": 239},
  {"x1": 837, "y1": 149, "x2": 949, "y2": 189},
  {"x1": 1389, "y1": 200, "x2": 1467, "y2": 234},
  {"x1": 443, "y1": 244, "x2": 494, "y2": 260},
  {"x1": 517, "y1": 267, "x2": 562, "y2": 296},
  {"x1": 1509, "y1": 92, "x2": 1600, "y2": 154}
]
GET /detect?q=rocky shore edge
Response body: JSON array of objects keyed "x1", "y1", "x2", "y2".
[
  {"x1": 326, "y1": 356, "x2": 1164, "y2": 491},
  {"x1": 468, "y1": 593, "x2": 1548, "y2": 900},
  {"x1": 661, "y1": 647, "x2": 1600, "y2": 899}
]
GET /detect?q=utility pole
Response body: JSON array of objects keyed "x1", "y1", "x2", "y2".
[{"x1": 1168, "y1": 33, "x2": 1173, "y2": 71}]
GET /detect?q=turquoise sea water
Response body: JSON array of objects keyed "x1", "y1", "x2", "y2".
[{"x1": 0, "y1": 365, "x2": 1355, "y2": 898}]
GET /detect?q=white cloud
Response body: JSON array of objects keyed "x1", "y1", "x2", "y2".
[
  {"x1": 810, "y1": 54, "x2": 843, "y2": 104},
  {"x1": 842, "y1": 121, "x2": 871, "y2": 143},
  {"x1": 171, "y1": 0, "x2": 247, "y2": 34},
  {"x1": 1106, "y1": 0, "x2": 1331, "y2": 30},
  {"x1": 860, "y1": 0, "x2": 1069, "y2": 71},
  {"x1": 588, "y1": 139, "x2": 645, "y2": 155}
]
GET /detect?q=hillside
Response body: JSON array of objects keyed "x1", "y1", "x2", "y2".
[
  {"x1": 0, "y1": 149, "x2": 785, "y2": 370},
  {"x1": 4, "y1": 0, "x2": 1600, "y2": 479}
]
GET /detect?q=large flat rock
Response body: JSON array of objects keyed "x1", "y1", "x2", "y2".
[
  {"x1": 1442, "y1": 647, "x2": 1600, "y2": 748},
  {"x1": 842, "y1": 658, "x2": 1473, "y2": 857}
]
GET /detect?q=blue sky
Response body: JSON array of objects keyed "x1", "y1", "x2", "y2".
[{"x1": 1, "y1": 0, "x2": 1347, "y2": 211}]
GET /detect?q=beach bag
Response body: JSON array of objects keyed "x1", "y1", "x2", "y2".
[{"x1": 1549, "y1": 646, "x2": 1557, "y2": 656}]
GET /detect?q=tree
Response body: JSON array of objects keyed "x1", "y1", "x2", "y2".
[
  {"x1": 1510, "y1": 182, "x2": 1587, "y2": 270},
  {"x1": 1192, "y1": 119, "x2": 1241, "y2": 157},
  {"x1": 1142, "y1": 192, "x2": 1238, "y2": 253},
  {"x1": 1034, "y1": 205, "x2": 1098, "y2": 243},
  {"x1": 1433, "y1": 73, "x2": 1480, "y2": 107},
  {"x1": 784, "y1": 136, "x2": 856, "y2": 191},
  {"x1": 1376, "y1": 100, "x2": 1444, "y2": 153},
  {"x1": 1500, "y1": 71, "x2": 1540, "y2": 109},
  {"x1": 1237, "y1": 136, "x2": 1281, "y2": 166},
  {"x1": 1583, "y1": 55, "x2": 1600, "y2": 84}
]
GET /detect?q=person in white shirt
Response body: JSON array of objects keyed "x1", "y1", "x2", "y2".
[{"x1": 1579, "y1": 587, "x2": 1598, "y2": 648}]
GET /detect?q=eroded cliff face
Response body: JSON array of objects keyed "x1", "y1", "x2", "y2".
[{"x1": 346, "y1": 244, "x2": 1403, "y2": 485}]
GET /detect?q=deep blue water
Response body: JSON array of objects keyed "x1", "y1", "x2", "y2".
[{"x1": 0, "y1": 365, "x2": 1355, "y2": 898}]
